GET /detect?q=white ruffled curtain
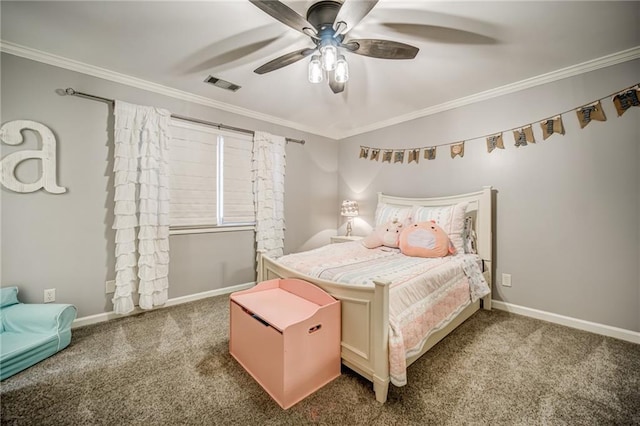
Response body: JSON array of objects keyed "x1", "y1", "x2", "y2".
[
  {"x1": 252, "y1": 131, "x2": 286, "y2": 259},
  {"x1": 112, "y1": 101, "x2": 171, "y2": 314}
]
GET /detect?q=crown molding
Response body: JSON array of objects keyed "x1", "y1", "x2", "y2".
[
  {"x1": 339, "y1": 45, "x2": 640, "y2": 139},
  {"x1": 0, "y1": 40, "x2": 330, "y2": 139},
  {"x1": 2, "y1": 40, "x2": 638, "y2": 141}
]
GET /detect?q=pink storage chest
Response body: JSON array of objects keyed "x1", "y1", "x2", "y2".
[{"x1": 229, "y1": 278, "x2": 341, "y2": 409}]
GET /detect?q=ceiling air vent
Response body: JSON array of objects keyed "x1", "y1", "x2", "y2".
[{"x1": 204, "y1": 75, "x2": 241, "y2": 92}]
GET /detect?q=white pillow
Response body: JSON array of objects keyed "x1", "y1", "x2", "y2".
[
  {"x1": 374, "y1": 203, "x2": 413, "y2": 226},
  {"x1": 410, "y1": 201, "x2": 468, "y2": 254}
]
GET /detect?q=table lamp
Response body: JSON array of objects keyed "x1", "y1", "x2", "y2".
[{"x1": 340, "y1": 200, "x2": 359, "y2": 237}]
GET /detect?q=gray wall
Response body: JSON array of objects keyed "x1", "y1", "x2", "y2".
[
  {"x1": 339, "y1": 59, "x2": 640, "y2": 332},
  {"x1": 1, "y1": 53, "x2": 339, "y2": 317}
]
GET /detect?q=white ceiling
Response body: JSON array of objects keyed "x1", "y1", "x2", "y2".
[{"x1": 1, "y1": 1, "x2": 639, "y2": 139}]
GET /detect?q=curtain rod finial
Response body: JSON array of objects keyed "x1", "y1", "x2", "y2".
[{"x1": 65, "y1": 88, "x2": 76, "y2": 95}]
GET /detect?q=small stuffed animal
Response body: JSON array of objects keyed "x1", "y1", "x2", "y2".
[
  {"x1": 399, "y1": 220, "x2": 456, "y2": 258},
  {"x1": 362, "y1": 219, "x2": 404, "y2": 249}
]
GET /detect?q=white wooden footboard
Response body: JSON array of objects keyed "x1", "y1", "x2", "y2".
[{"x1": 258, "y1": 252, "x2": 392, "y2": 402}]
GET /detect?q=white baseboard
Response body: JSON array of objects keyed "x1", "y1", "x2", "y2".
[
  {"x1": 492, "y1": 300, "x2": 640, "y2": 345},
  {"x1": 72, "y1": 290, "x2": 640, "y2": 344},
  {"x1": 72, "y1": 282, "x2": 255, "y2": 329}
]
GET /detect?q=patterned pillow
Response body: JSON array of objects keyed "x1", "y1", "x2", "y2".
[
  {"x1": 410, "y1": 202, "x2": 468, "y2": 254},
  {"x1": 374, "y1": 203, "x2": 413, "y2": 227},
  {"x1": 462, "y1": 216, "x2": 477, "y2": 254}
]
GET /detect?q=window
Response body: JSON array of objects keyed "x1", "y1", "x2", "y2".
[{"x1": 169, "y1": 120, "x2": 254, "y2": 231}]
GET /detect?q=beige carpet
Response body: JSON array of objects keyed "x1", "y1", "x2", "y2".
[{"x1": 1, "y1": 294, "x2": 639, "y2": 425}]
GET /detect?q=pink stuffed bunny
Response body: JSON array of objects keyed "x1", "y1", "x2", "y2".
[{"x1": 362, "y1": 219, "x2": 405, "y2": 249}]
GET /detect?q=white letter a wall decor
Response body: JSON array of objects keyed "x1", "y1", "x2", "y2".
[{"x1": 0, "y1": 120, "x2": 66, "y2": 194}]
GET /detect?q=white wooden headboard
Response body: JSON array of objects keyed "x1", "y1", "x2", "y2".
[{"x1": 377, "y1": 185, "x2": 493, "y2": 266}]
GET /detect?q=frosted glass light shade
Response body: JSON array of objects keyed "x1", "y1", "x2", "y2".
[
  {"x1": 320, "y1": 44, "x2": 338, "y2": 71},
  {"x1": 335, "y1": 55, "x2": 349, "y2": 83},
  {"x1": 308, "y1": 55, "x2": 323, "y2": 83}
]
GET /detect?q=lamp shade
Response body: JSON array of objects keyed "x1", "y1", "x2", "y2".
[
  {"x1": 334, "y1": 55, "x2": 349, "y2": 83},
  {"x1": 340, "y1": 200, "x2": 359, "y2": 217},
  {"x1": 308, "y1": 55, "x2": 323, "y2": 83},
  {"x1": 320, "y1": 43, "x2": 338, "y2": 71}
]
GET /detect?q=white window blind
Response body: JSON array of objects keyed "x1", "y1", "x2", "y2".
[
  {"x1": 220, "y1": 134, "x2": 254, "y2": 225},
  {"x1": 169, "y1": 119, "x2": 255, "y2": 229}
]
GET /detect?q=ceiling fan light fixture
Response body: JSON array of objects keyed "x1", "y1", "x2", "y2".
[
  {"x1": 320, "y1": 41, "x2": 338, "y2": 71},
  {"x1": 250, "y1": 0, "x2": 419, "y2": 94},
  {"x1": 308, "y1": 55, "x2": 323, "y2": 83},
  {"x1": 335, "y1": 55, "x2": 349, "y2": 83}
]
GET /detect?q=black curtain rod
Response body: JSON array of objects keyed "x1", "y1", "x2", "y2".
[{"x1": 64, "y1": 88, "x2": 305, "y2": 145}]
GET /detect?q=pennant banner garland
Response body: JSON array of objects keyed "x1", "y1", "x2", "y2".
[
  {"x1": 424, "y1": 147, "x2": 436, "y2": 160},
  {"x1": 451, "y1": 142, "x2": 464, "y2": 158},
  {"x1": 612, "y1": 86, "x2": 639, "y2": 116},
  {"x1": 358, "y1": 82, "x2": 637, "y2": 165},
  {"x1": 486, "y1": 133, "x2": 504, "y2": 153},
  {"x1": 513, "y1": 125, "x2": 535, "y2": 147},
  {"x1": 576, "y1": 100, "x2": 606, "y2": 129},
  {"x1": 408, "y1": 149, "x2": 420, "y2": 164},
  {"x1": 540, "y1": 116, "x2": 564, "y2": 140}
]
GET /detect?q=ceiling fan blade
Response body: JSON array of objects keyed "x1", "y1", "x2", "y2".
[
  {"x1": 254, "y1": 48, "x2": 316, "y2": 74},
  {"x1": 342, "y1": 39, "x2": 419, "y2": 59},
  {"x1": 250, "y1": 1, "x2": 317, "y2": 37},
  {"x1": 333, "y1": 0, "x2": 378, "y2": 36},
  {"x1": 328, "y1": 72, "x2": 345, "y2": 94},
  {"x1": 381, "y1": 23, "x2": 498, "y2": 45}
]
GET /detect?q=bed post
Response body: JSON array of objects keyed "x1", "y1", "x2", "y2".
[
  {"x1": 479, "y1": 186, "x2": 493, "y2": 311},
  {"x1": 372, "y1": 279, "x2": 390, "y2": 403},
  {"x1": 256, "y1": 250, "x2": 265, "y2": 283},
  {"x1": 481, "y1": 260, "x2": 492, "y2": 310}
]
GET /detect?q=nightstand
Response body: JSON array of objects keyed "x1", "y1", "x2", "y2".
[{"x1": 330, "y1": 235, "x2": 363, "y2": 244}]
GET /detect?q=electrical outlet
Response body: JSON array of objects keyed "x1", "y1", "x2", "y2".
[
  {"x1": 44, "y1": 288, "x2": 56, "y2": 303},
  {"x1": 502, "y1": 273, "x2": 512, "y2": 287},
  {"x1": 105, "y1": 280, "x2": 116, "y2": 294}
]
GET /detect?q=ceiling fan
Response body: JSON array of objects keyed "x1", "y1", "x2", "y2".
[{"x1": 250, "y1": 0, "x2": 419, "y2": 94}]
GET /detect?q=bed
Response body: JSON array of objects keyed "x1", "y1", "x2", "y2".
[{"x1": 257, "y1": 186, "x2": 493, "y2": 403}]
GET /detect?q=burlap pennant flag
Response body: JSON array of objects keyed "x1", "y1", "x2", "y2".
[
  {"x1": 576, "y1": 100, "x2": 606, "y2": 128},
  {"x1": 394, "y1": 150, "x2": 405, "y2": 164},
  {"x1": 540, "y1": 116, "x2": 565, "y2": 140},
  {"x1": 359, "y1": 147, "x2": 369, "y2": 159},
  {"x1": 450, "y1": 142, "x2": 464, "y2": 158},
  {"x1": 424, "y1": 147, "x2": 436, "y2": 160},
  {"x1": 513, "y1": 125, "x2": 535, "y2": 147},
  {"x1": 408, "y1": 149, "x2": 420, "y2": 164},
  {"x1": 382, "y1": 150, "x2": 393, "y2": 163},
  {"x1": 486, "y1": 133, "x2": 504, "y2": 153},
  {"x1": 612, "y1": 87, "x2": 640, "y2": 117},
  {"x1": 370, "y1": 148, "x2": 380, "y2": 161}
]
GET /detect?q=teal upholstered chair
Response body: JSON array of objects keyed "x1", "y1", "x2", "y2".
[{"x1": 0, "y1": 286, "x2": 77, "y2": 380}]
